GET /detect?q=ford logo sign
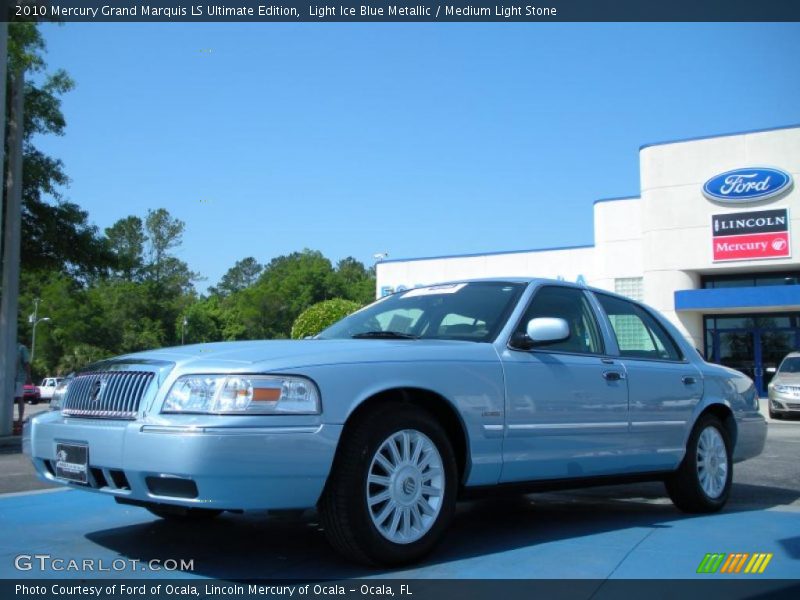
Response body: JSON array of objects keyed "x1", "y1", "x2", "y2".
[{"x1": 703, "y1": 167, "x2": 793, "y2": 203}]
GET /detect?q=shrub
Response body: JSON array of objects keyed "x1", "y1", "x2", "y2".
[{"x1": 291, "y1": 298, "x2": 361, "y2": 339}]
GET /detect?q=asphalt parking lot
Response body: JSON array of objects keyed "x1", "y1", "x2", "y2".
[{"x1": 1, "y1": 403, "x2": 798, "y2": 581}]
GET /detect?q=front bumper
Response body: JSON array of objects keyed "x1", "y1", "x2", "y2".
[
  {"x1": 768, "y1": 389, "x2": 800, "y2": 415},
  {"x1": 24, "y1": 411, "x2": 342, "y2": 510}
]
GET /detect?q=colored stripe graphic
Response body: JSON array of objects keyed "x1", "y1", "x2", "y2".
[
  {"x1": 758, "y1": 554, "x2": 773, "y2": 573},
  {"x1": 699, "y1": 553, "x2": 773, "y2": 574},
  {"x1": 697, "y1": 553, "x2": 726, "y2": 573},
  {"x1": 733, "y1": 553, "x2": 749, "y2": 573},
  {"x1": 720, "y1": 554, "x2": 737, "y2": 573}
]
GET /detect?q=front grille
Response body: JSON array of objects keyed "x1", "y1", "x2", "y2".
[
  {"x1": 786, "y1": 402, "x2": 800, "y2": 410},
  {"x1": 62, "y1": 371, "x2": 155, "y2": 419}
]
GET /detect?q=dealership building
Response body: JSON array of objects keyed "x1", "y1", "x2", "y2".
[{"x1": 376, "y1": 124, "x2": 800, "y2": 396}]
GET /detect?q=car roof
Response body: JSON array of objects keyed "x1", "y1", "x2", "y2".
[{"x1": 410, "y1": 277, "x2": 631, "y2": 299}]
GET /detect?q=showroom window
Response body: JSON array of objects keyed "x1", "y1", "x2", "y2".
[{"x1": 614, "y1": 277, "x2": 644, "y2": 301}]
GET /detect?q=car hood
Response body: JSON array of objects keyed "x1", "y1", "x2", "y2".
[
  {"x1": 772, "y1": 372, "x2": 800, "y2": 385},
  {"x1": 112, "y1": 338, "x2": 499, "y2": 373}
]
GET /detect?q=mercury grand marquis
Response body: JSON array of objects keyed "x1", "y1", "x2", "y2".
[{"x1": 24, "y1": 279, "x2": 767, "y2": 565}]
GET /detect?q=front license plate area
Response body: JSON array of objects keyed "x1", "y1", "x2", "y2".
[{"x1": 55, "y1": 442, "x2": 88, "y2": 483}]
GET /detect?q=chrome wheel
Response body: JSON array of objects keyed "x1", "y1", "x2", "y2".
[
  {"x1": 696, "y1": 426, "x2": 728, "y2": 499},
  {"x1": 366, "y1": 429, "x2": 444, "y2": 544}
]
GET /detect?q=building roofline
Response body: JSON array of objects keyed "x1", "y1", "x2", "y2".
[
  {"x1": 639, "y1": 123, "x2": 800, "y2": 151},
  {"x1": 378, "y1": 244, "x2": 595, "y2": 265},
  {"x1": 593, "y1": 195, "x2": 640, "y2": 205}
]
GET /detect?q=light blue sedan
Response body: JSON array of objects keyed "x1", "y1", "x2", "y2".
[{"x1": 24, "y1": 279, "x2": 766, "y2": 565}]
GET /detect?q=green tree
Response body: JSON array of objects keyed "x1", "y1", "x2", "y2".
[
  {"x1": 329, "y1": 257, "x2": 375, "y2": 305},
  {"x1": 105, "y1": 216, "x2": 146, "y2": 281},
  {"x1": 291, "y1": 299, "x2": 361, "y2": 339},
  {"x1": 145, "y1": 208, "x2": 188, "y2": 285},
  {"x1": 211, "y1": 257, "x2": 262, "y2": 297}
]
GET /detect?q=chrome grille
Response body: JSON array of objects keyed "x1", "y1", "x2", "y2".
[{"x1": 62, "y1": 371, "x2": 154, "y2": 419}]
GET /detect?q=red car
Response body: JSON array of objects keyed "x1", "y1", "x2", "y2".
[{"x1": 23, "y1": 384, "x2": 41, "y2": 405}]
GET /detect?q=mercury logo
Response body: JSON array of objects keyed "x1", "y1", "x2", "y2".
[
  {"x1": 772, "y1": 238, "x2": 788, "y2": 251},
  {"x1": 89, "y1": 378, "x2": 107, "y2": 403}
]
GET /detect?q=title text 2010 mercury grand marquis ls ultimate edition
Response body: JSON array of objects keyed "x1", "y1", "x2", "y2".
[{"x1": 25, "y1": 279, "x2": 766, "y2": 565}]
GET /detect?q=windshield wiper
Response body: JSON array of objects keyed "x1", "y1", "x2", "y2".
[{"x1": 351, "y1": 331, "x2": 419, "y2": 340}]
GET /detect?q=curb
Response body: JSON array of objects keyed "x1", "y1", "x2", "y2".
[{"x1": 0, "y1": 435, "x2": 22, "y2": 451}]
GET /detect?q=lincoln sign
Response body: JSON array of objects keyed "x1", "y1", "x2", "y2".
[{"x1": 712, "y1": 208, "x2": 790, "y2": 262}]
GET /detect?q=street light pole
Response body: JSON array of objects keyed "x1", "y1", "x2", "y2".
[
  {"x1": 0, "y1": 65, "x2": 25, "y2": 437},
  {"x1": 181, "y1": 316, "x2": 188, "y2": 345},
  {"x1": 29, "y1": 298, "x2": 51, "y2": 364}
]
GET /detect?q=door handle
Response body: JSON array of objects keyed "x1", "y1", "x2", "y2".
[
  {"x1": 682, "y1": 376, "x2": 697, "y2": 385},
  {"x1": 603, "y1": 371, "x2": 625, "y2": 381}
]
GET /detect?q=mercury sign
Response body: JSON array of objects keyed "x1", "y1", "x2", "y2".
[
  {"x1": 712, "y1": 208, "x2": 790, "y2": 262},
  {"x1": 703, "y1": 167, "x2": 793, "y2": 203}
]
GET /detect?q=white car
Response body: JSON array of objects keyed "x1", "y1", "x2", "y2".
[{"x1": 37, "y1": 378, "x2": 64, "y2": 401}]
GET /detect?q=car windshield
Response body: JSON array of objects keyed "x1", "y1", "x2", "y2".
[
  {"x1": 779, "y1": 357, "x2": 800, "y2": 373},
  {"x1": 318, "y1": 281, "x2": 525, "y2": 342}
]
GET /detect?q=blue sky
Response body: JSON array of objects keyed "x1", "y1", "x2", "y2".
[{"x1": 38, "y1": 23, "x2": 800, "y2": 290}]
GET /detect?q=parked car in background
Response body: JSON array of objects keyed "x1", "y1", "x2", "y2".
[
  {"x1": 24, "y1": 279, "x2": 767, "y2": 565},
  {"x1": 767, "y1": 351, "x2": 800, "y2": 419},
  {"x1": 23, "y1": 384, "x2": 41, "y2": 405},
  {"x1": 37, "y1": 377, "x2": 64, "y2": 402}
]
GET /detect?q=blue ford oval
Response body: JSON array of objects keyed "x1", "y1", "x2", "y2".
[{"x1": 703, "y1": 167, "x2": 793, "y2": 203}]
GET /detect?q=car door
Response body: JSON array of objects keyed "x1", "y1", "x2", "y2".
[
  {"x1": 592, "y1": 292, "x2": 703, "y2": 471},
  {"x1": 499, "y1": 285, "x2": 631, "y2": 482}
]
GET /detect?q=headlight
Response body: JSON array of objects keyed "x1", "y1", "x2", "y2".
[
  {"x1": 50, "y1": 378, "x2": 72, "y2": 411},
  {"x1": 161, "y1": 375, "x2": 320, "y2": 415},
  {"x1": 773, "y1": 384, "x2": 791, "y2": 394}
]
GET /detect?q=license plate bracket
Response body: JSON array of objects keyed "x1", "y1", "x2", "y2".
[{"x1": 54, "y1": 442, "x2": 89, "y2": 484}]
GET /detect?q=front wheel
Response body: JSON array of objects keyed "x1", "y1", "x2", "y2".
[
  {"x1": 665, "y1": 415, "x2": 732, "y2": 513},
  {"x1": 319, "y1": 403, "x2": 457, "y2": 566}
]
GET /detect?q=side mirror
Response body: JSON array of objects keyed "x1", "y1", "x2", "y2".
[
  {"x1": 510, "y1": 317, "x2": 570, "y2": 350},
  {"x1": 527, "y1": 317, "x2": 570, "y2": 343}
]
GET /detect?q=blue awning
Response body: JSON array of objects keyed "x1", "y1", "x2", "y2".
[{"x1": 675, "y1": 285, "x2": 800, "y2": 312}]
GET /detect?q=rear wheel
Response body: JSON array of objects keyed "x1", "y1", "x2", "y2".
[
  {"x1": 319, "y1": 403, "x2": 457, "y2": 566},
  {"x1": 665, "y1": 415, "x2": 732, "y2": 513}
]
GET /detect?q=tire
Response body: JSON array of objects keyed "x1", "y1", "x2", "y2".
[
  {"x1": 319, "y1": 403, "x2": 458, "y2": 566},
  {"x1": 665, "y1": 414, "x2": 732, "y2": 513},
  {"x1": 145, "y1": 505, "x2": 222, "y2": 521}
]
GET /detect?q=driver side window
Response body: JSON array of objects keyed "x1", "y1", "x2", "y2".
[{"x1": 517, "y1": 286, "x2": 604, "y2": 354}]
